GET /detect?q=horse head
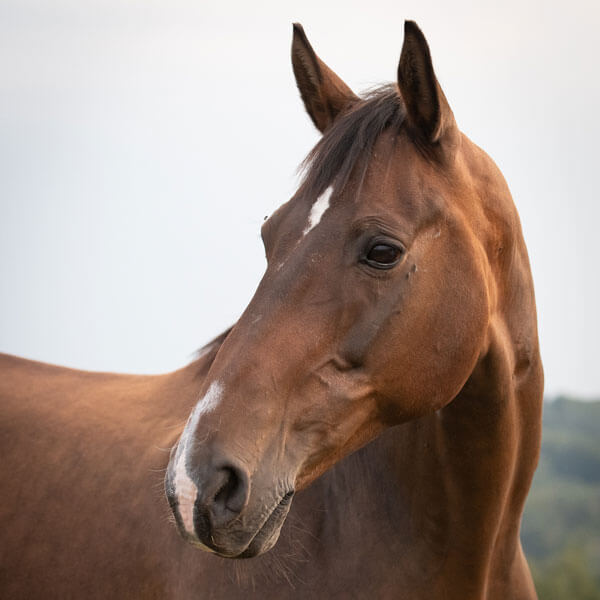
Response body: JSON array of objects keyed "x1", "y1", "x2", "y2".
[{"x1": 165, "y1": 21, "x2": 524, "y2": 559}]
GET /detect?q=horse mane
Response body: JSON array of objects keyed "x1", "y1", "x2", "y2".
[
  {"x1": 193, "y1": 327, "x2": 232, "y2": 377},
  {"x1": 299, "y1": 84, "x2": 406, "y2": 200}
]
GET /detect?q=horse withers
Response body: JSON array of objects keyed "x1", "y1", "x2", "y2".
[{"x1": 1, "y1": 22, "x2": 543, "y2": 599}]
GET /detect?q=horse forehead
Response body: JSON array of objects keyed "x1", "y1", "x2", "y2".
[
  {"x1": 351, "y1": 172, "x2": 446, "y2": 228},
  {"x1": 351, "y1": 142, "x2": 449, "y2": 218},
  {"x1": 270, "y1": 143, "x2": 451, "y2": 243}
]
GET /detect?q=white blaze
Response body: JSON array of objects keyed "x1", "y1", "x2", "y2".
[
  {"x1": 173, "y1": 381, "x2": 223, "y2": 536},
  {"x1": 303, "y1": 186, "x2": 332, "y2": 236}
]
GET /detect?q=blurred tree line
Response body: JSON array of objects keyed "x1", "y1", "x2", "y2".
[{"x1": 521, "y1": 397, "x2": 600, "y2": 599}]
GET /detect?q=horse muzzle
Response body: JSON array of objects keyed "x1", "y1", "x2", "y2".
[{"x1": 164, "y1": 446, "x2": 295, "y2": 558}]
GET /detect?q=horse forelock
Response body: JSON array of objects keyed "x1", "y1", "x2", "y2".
[{"x1": 298, "y1": 84, "x2": 406, "y2": 202}]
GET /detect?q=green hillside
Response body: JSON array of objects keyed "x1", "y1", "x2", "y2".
[{"x1": 521, "y1": 397, "x2": 600, "y2": 599}]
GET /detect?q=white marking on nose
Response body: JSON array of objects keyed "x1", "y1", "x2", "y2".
[
  {"x1": 303, "y1": 186, "x2": 332, "y2": 236},
  {"x1": 173, "y1": 381, "x2": 223, "y2": 537}
]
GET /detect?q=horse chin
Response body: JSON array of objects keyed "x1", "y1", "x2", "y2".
[
  {"x1": 202, "y1": 491, "x2": 295, "y2": 559},
  {"x1": 236, "y1": 492, "x2": 294, "y2": 558}
]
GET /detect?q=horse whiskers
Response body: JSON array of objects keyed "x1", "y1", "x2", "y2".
[
  {"x1": 163, "y1": 513, "x2": 177, "y2": 526},
  {"x1": 270, "y1": 553, "x2": 297, "y2": 589},
  {"x1": 148, "y1": 467, "x2": 168, "y2": 473},
  {"x1": 153, "y1": 445, "x2": 175, "y2": 453},
  {"x1": 161, "y1": 420, "x2": 188, "y2": 432}
]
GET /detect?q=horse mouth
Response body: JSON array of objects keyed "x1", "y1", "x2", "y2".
[{"x1": 228, "y1": 490, "x2": 295, "y2": 559}]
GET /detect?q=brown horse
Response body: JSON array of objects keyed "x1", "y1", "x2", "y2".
[{"x1": 0, "y1": 22, "x2": 543, "y2": 599}]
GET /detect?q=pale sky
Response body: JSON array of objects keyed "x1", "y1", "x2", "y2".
[{"x1": 1, "y1": 0, "x2": 598, "y2": 398}]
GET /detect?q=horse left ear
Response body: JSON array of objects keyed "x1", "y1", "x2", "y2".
[
  {"x1": 292, "y1": 23, "x2": 359, "y2": 133},
  {"x1": 397, "y1": 21, "x2": 456, "y2": 146}
]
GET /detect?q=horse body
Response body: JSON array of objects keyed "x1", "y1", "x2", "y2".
[{"x1": 1, "y1": 21, "x2": 542, "y2": 599}]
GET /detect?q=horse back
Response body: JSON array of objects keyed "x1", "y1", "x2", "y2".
[{"x1": 0, "y1": 354, "x2": 184, "y2": 599}]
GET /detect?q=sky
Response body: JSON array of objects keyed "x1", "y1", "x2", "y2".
[{"x1": 0, "y1": 0, "x2": 598, "y2": 398}]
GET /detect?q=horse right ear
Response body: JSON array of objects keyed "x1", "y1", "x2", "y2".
[
  {"x1": 397, "y1": 21, "x2": 456, "y2": 147},
  {"x1": 292, "y1": 23, "x2": 358, "y2": 133}
]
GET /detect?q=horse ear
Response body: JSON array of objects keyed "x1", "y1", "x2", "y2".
[
  {"x1": 292, "y1": 23, "x2": 358, "y2": 133},
  {"x1": 397, "y1": 21, "x2": 456, "y2": 145}
]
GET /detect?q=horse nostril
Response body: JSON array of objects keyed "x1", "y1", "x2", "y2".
[{"x1": 212, "y1": 465, "x2": 250, "y2": 523}]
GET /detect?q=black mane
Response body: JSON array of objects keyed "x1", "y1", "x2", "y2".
[{"x1": 299, "y1": 84, "x2": 406, "y2": 199}]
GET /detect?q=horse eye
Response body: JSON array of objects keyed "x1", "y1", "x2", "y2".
[{"x1": 364, "y1": 243, "x2": 403, "y2": 268}]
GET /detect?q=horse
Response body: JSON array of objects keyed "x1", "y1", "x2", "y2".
[{"x1": 0, "y1": 21, "x2": 543, "y2": 599}]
